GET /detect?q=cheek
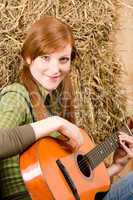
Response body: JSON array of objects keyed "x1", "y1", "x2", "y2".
[
  {"x1": 30, "y1": 62, "x2": 48, "y2": 75},
  {"x1": 30, "y1": 64, "x2": 43, "y2": 80},
  {"x1": 61, "y1": 63, "x2": 71, "y2": 74},
  {"x1": 30, "y1": 65, "x2": 37, "y2": 77},
  {"x1": 30, "y1": 68, "x2": 39, "y2": 82}
]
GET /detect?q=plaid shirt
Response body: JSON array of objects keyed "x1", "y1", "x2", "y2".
[{"x1": 0, "y1": 83, "x2": 60, "y2": 199}]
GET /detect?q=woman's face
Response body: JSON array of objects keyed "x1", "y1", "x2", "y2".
[{"x1": 29, "y1": 44, "x2": 72, "y2": 91}]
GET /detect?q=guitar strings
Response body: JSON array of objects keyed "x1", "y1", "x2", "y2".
[
  {"x1": 76, "y1": 134, "x2": 118, "y2": 171},
  {"x1": 75, "y1": 124, "x2": 132, "y2": 171}
]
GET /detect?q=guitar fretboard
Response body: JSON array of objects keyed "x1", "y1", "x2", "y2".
[{"x1": 85, "y1": 132, "x2": 118, "y2": 170}]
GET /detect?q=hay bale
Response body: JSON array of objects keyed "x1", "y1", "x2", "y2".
[{"x1": 0, "y1": 0, "x2": 126, "y2": 143}]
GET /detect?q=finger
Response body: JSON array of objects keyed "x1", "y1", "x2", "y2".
[
  {"x1": 66, "y1": 138, "x2": 80, "y2": 151},
  {"x1": 70, "y1": 129, "x2": 84, "y2": 147},
  {"x1": 119, "y1": 135, "x2": 133, "y2": 143},
  {"x1": 119, "y1": 132, "x2": 131, "y2": 138},
  {"x1": 119, "y1": 132, "x2": 127, "y2": 135},
  {"x1": 119, "y1": 132, "x2": 133, "y2": 138},
  {"x1": 119, "y1": 132, "x2": 133, "y2": 142},
  {"x1": 58, "y1": 134, "x2": 70, "y2": 142},
  {"x1": 120, "y1": 140, "x2": 128, "y2": 151},
  {"x1": 115, "y1": 147, "x2": 127, "y2": 157},
  {"x1": 120, "y1": 140, "x2": 132, "y2": 156}
]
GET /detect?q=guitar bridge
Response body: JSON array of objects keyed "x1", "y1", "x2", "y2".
[{"x1": 56, "y1": 159, "x2": 80, "y2": 200}]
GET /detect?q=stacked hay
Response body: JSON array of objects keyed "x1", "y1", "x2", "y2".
[{"x1": 0, "y1": 0, "x2": 126, "y2": 143}]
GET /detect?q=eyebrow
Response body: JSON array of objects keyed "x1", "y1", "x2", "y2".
[{"x1": 60, "y1": 55, "x2": 71, "y2": 57}]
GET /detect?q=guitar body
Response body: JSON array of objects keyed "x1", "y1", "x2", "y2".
[{"x1": 20, "y1": 129, "x2": 110, "y2": 200}]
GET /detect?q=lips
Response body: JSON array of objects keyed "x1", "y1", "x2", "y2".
[
  {"x1": 47, "y1": 74, "x2": 61, "y2": 78},
  {"x1": 47, "y1": 75, "x2": 61, "y2": 81},
  {"x1": 49, "y1": 76, "x2": 60, "y2": 78}
]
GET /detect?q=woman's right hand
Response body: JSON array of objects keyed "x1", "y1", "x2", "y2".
[
  {"x1": 56, "y1": 116, "x2": 84, "y2": 150},
  {"x1": 31, "y1": 116, "x2": 84, "y2": 150}
]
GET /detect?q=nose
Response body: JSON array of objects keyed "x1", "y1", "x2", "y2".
[{"x1": 49, "y1": 58, "x2": 60, "y2": 74}]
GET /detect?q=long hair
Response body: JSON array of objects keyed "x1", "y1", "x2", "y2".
[{"x1": 19, "y1": 16, "x2": 76, "y2": 123}]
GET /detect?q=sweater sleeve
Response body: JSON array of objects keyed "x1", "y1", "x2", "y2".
[{"x1": 0, "y1": 125, "x2": 36, "y2": 159}]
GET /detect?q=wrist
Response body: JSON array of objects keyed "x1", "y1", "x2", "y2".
[
  {"x1": 107, "y1": 163, "x2": 123, "y2": 177},
  {"x1": 31, "y1": 116, "x2": 61, "y2": 140}
]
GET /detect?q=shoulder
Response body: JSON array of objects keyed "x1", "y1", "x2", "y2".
[
  {"x1": 0, "y1": 83, "x2": 34, "y2": 123},
  {"x1": 1, "y1": 83, "x2": 30, "y2": 101},
  {"x1": 0, "y1": 84, "x2": 33, "y2": 126},
  {"x1": 1, "y1": 83, "x2": 28, "y2": 95}
]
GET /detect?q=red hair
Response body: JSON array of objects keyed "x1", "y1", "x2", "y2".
[
  {"x1": 20, "y1": 16, "x2": 76, "y2": 123},
  {"x1": 21, "y1": 16, "x2": 76, "y2": 61}
]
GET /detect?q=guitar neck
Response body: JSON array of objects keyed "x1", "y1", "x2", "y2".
[{"x1": 85, "y1": 132, "x2": 119, "y2": 170}]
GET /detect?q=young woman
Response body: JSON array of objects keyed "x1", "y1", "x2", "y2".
[
  {"x1": 0, "y1": 16, "x2": 78, "y2": 200},
  {"x1": 0, "y1": 15, "x2": 132, "y2": 199}
]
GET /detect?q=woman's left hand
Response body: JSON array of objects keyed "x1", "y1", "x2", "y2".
[
  {"x1": 107, "y1": 132, "x2": 133, "y2": 176},
  {"x1": 119, "y1": 132, "x2": 133, "y2": 159},
  {"x1": 113, "y1": 132, "x2": 133, "y2": 167}
]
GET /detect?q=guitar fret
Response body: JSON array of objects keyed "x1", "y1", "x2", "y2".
[{"x1": 85, "y1": 132, "x2": 119, "y2": 169}]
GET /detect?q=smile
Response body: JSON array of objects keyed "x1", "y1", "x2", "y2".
[{"x1": 47, "y1": 75, "x2": 61, "y2": 81}]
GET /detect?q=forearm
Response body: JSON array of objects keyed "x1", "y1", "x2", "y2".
[
  {"x1": 0, "y1": 116, "x2": 62, "y2": 159},
  {"x1": 30, "y1": 116, "x2": 61, "y2": 140},
  {"x1": 0, "y1": 125, "x2": 35, "y2": 159}
]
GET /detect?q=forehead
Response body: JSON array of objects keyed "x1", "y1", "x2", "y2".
[{"x1": 49, "y1": 44, "x2": 72, "y2": 57}]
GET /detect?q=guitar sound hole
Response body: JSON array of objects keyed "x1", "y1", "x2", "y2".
[{"x1": 77, "y1": 154, "x2": 91, "y2": 177}]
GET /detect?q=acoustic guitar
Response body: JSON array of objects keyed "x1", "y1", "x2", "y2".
[{"x1": 19, "y1": 127, "x2": 123, "y2": 200}]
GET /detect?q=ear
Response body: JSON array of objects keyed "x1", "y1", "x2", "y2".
[{"x1": 26, "y1": 57, "x2": 32, "y2": 65}]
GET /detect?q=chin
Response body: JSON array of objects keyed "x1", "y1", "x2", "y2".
[
  {"x1": 40, "y1": 79, "x2": 62, "y2": 91},
  {"x1": 45, "y1": 81, "x2": 62, "y2": 90},
  {"x1": 43, "y1": 84, "x2": 59, "y2": 91}
]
